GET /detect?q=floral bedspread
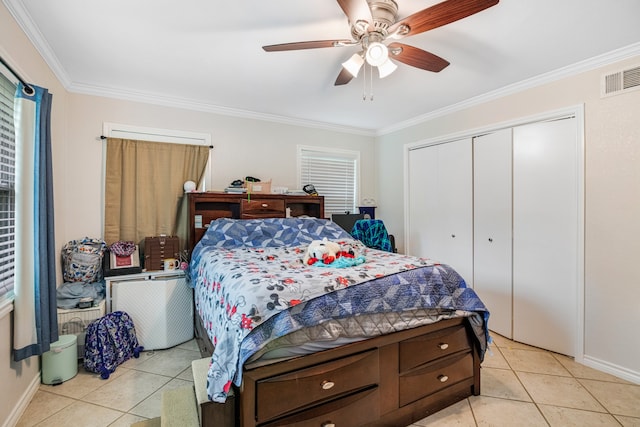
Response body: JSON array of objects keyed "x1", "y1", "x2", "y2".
[{"x1": 189, "y1": 218, "x2": 489, "y2": 403}]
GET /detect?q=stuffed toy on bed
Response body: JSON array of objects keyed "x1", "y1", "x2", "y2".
[{"x1": 303, "y1": 238, "x2": 365, "y2": 267}]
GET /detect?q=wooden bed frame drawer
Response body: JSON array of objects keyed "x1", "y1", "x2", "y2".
[
  {"x1": 256, "y1": 350, "x2": 379, "y2": 423},
  {"x1": 399, "y1": 324, "x2": 471, "y2": 372},
  {"x1": 241, "y1": 199, "x2": 285, "y2": 218},
  {"x1": 399, "y1": 352, "x2": 473, "y2": 407},
  {"x1": 260, "y1": 387, "x2": 379, "y2": 427}
]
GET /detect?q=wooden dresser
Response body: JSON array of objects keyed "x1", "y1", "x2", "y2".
[
  {"x1": 187, "y1": 192, "x2": 324, "y2": 250},
  {"x1": 205, "y1": 316, "x2": 480, "y2": 427}
]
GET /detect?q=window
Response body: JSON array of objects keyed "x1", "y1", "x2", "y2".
[
  {"x1": 102, "y1": 122, "x2": 213, "y2": 190},
  {"x1": 102, "y1": 123, "x2": 211, "y2": 246},
  {"x1": 298, "y1": 146, "x2": 359, "y2": 216},
  {"x1": 0, "y1": 72, "x2": 16, "y2": 302}
]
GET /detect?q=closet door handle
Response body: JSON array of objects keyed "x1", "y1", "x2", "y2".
[{"x1": 488, "y1": 238, "x2": 493, "y2": 242}]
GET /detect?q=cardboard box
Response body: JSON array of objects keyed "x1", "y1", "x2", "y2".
[{"x1": 245, "y1": 179, "x2": 271, "y2": 194}]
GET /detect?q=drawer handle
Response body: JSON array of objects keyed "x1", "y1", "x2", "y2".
[
  {"x1": 438, "y1": 375, "x2": 449, "y2": 383},
  {"x1": 261, "y1": 203, "x2": 268, "y2": 208},
  {"x1": 438, "y1": 343, "x2": 449, "y2": 350},
  {"x1": 321, "y1": 380, "x2": 335, "y2": 390},
  {"x1": 321, "y1": 423, "x2": 336, "y2": 427}
]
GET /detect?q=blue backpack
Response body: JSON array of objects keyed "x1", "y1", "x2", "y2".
[{"x1": 83, "y1": 311, "x2": 143, "y2": 379}]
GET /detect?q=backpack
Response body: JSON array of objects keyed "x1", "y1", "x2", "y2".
[
  {"x1": 83, "y1": 311, "x2": 144, "y2": 379},
  {"x1": 62, "y1": 237, "x2": 107, "y2": 283}
]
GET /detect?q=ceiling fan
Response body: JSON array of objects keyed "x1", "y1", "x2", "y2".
[{"x1": 262, "y1": 0, "x2": 499, "y2": 86}]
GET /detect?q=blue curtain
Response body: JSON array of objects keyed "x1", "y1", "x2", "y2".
[{"x1": 13, "y1": 83, "x2": 58, "y2": 362}]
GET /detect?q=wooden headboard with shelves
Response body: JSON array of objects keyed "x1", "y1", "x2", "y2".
[{"x1": 187, "y1": 192, "x2": 324, "y2": 251}]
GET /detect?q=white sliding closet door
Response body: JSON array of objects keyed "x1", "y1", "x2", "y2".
[
  {"x1": 513, "y1": 118, "x2": 578, "y2": 356},
  {"x1": 473, "y1": 129, "x2": 513, "y2": 339},
  {"x1": 407, "y1": 139, "x2": 473, "y2": 285}
]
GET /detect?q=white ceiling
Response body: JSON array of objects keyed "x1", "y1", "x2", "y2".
[{"x1": 5, "y1": 0, "x2": 640, "y2": 133}]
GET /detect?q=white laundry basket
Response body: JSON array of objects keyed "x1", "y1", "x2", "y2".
[{"x1": 41, "y1": 334, "x2": 78, "y2": 385}]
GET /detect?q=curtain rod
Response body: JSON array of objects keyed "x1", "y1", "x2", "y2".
[
  {"x1": 0, "y1": 55, "x2": 35, "y2": 95},
  {"x1": 100, "y1": 135, "x2": 213, "y2": 148}
]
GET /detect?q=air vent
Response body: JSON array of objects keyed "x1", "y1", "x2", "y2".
[{"x1": 601, "y1": 65, "x2": 640, "y2": 98}]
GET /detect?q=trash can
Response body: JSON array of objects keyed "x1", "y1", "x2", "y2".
[{"x1": 42, "y1": 334, "x2": 78, "y2": 385}]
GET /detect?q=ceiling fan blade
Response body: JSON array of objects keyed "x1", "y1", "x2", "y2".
[
  {"x1": 263, "y1": 40, "x2": 353, "y2": 52},
  {"x1": 388, "y1": 43, "x2": 450, "y2": 72},
  {"x1": 334, "y1": 68, "x2": 354, "y2": 86},
  {"x1": 336, "y1": 0, "x2": 373, "y2": 26},
  {"x1": 388, "y1": 0, "x2": 498, "y2": 39}
]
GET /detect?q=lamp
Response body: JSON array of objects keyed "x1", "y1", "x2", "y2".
[
  {"x1": 365, "y1": 42, "x2": 388, "y2": 67},
  {"x1": 364, "y1": 41, "x2": 397, "y2": 78},
  {"x1": 341, "y1": 53, "x2": 364, "y2": 77},
  {"x1": 377, "y1": 59, "x2": 397, "y2": 78}
]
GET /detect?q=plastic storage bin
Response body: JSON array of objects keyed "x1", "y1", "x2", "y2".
[{"x1": 42, "y1": 334, "x2": 78, "y2": 385}]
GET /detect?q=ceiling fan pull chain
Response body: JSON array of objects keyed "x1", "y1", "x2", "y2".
[
  {"x1": 362, "y1": 62, "x2": 367, "y2": 101},
  {"x1": 369, "y1": 64, "x2": 374, "y2": 101}
]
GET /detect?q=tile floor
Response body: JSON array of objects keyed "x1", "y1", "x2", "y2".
[{"x1": 16, "y1": 333, "x2": 640, "y2": 427}]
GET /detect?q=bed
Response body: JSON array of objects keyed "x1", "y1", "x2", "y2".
[{"x1": 188, "y1": 217, "x2": 489, "y2": 427}]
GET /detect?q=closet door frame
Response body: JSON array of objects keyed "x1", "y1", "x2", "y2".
[{"x1": 404, "y1": 105, "x2": 585, "y2": 362}]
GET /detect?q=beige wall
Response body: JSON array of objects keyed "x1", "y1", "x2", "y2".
[
  {"x1": 376, "y1": 55, "x2": 640, "y2": 381},
  {"x1": 65, "y1": 94, "x2": 375, "y2": 240}
]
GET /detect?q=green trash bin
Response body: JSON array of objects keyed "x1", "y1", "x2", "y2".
[{"x1": 42, "y1": 334, "x2": 78, "y2": 385}]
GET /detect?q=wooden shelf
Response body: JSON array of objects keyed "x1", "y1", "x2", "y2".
[{"x1": 188, "y1": 192, "x2": 324, "y2": 250}]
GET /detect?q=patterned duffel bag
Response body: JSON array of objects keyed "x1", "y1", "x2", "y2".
[{"x1": 83, "y1": 311, "x2": 144, "y2": 379}]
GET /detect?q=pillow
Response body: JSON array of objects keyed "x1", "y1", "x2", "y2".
[{"x1": 199, "y1": 217, "x2": 351, "y2": 249}]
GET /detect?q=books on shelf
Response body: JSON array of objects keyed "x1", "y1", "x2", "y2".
[{"x1": 224, "y1": 187, "x2": 246, "y2": 193}]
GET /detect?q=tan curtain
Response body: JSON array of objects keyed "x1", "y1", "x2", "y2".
[{"x1": 104, "y1": 138, "x2": 209, "y2": 246}]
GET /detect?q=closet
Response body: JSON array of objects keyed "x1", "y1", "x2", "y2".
[
  {"x1": 407, "y1": 116, "x2": 580, "y2": 356},
  {"x1": 473, "y1": 128, "x2": 512, "y2": 341},
  {"x1": 407, "y1": 138, "x2": 473, "y2": 285}
]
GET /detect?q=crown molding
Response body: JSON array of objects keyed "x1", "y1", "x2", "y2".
[
  {"x1": 377, "y1": 42, "x2": 640, "y2": 136},
  {"x1": 69, "y1": 81, "x2": 376, "y2": 137},
  {"x1": 3, "y1": 0, "x2": 72, "y2": 88}
]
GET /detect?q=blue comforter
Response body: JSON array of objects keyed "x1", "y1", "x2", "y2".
[{"x1": 189, "y1": 217, "x2": 489, "y2": 403}]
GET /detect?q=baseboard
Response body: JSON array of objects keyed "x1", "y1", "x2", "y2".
[
  {"x1": 2, "y1": 371, "x2": 40, "y2": 427},
  {"x1": 582, "y1": 355, "x2": 640, "y2": 384}
]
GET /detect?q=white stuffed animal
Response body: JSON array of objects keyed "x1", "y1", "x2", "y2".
[{"x1": 303, "y1": 238, "x2": 341, "y2": 265}]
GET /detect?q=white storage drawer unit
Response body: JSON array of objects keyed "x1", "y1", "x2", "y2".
[
  {"x1": 109, "y1": 272, "x2": 194, "y2": 350},
  {"x1": 57, "y1": 300, "x2": 106, "y2": 359}
]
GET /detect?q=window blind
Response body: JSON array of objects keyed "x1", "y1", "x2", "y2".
[
  {"x1": 299, "y1": 147, "x2": 359, "y2": 216},
  {"x1": 0, "y1": 73, "x2": 16, "y2": 301}
]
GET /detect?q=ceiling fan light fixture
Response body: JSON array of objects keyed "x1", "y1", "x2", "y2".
[
  {"x1": 377, "y1": 58, "x2": 398, "y2": 78},
  {"x1": 365, "y1": 42, "x2": 389, "y2": 67},
  {"x1": 342, "y1": 53, "x2": 364, "y2": 77}
]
